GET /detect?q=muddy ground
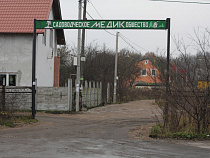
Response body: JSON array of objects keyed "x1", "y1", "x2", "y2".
[{"x1": 0, "y1": 100, "x2": 210, "y2": 158}]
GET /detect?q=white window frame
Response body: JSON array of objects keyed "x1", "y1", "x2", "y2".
[
  {"x1": 151, "y1": 69, "x2": 157, "y2": 76},
  {"x1": 145, "y1": 60, "x2": 148, "y2": 65},
  {"x1": 141, "y1": 69, "x2": 147, "y2": 76},
  {"x1": 0, "y1": 73, "x2": 18, "y2": 86}
]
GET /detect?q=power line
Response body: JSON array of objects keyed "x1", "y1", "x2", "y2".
[
  {"x1": 86, "y1": 0, "x2": 147, "y2": 52},
  {"x1": 87, "y1": 0, "x2": 116, "y2": 36},
  {"x1": 86, "y1": 11, "x2": 94, "y2": 20},
  {"x1": 150, "y1": 0, "x2": 210, "y2": 4},
  {"x1": 88, "y1": 0, "x2": 104, "y2": 19},
  {"x1": 104, "y1": 30, "x2": 116, "y2": 36},
  {"x1": 119, "y1": 34, "x2": 150, "y2": 52},
  {"x1": 86, "y1": 10, "x2": 116, "y2": 36},
  {"x1": 119, "y1": 35, "x2": 140, "y2": 53}
]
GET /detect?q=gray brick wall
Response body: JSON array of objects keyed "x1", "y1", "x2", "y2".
[
  {"x1": 1, "y1": 84, "x2": 103, "y2": 111},
  {"x1": 0, "y1": 87, "x2": 32, "y2": 111},
  {"x1": 36, "y1": 87, "x2": 68, "y2": 111}
]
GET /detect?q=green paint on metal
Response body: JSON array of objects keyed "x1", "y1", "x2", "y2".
[{"x1": 36, "y1": 20, "x2": 167, "y2": 30}]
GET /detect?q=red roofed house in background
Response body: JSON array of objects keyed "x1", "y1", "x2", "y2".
[
  {"x1": 133, "y1": 58, "x2": 165, "y2": 87},
  {"x1": 0, "y1": 0, "x2": 65, "y2": 87}
]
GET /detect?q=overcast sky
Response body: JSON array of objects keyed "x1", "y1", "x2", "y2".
[{"x1": 60, "y1": 0, "x2": 210, "y2": 57}]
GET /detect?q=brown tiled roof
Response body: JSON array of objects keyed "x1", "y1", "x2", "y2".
[
  {"x1": 0, "y1": 0, "x2": 52, "y2": 33},
  {"x1": 0, "y1": 0, "x2": 65, "y2": 44}
]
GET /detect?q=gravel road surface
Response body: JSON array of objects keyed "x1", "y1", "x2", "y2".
[{"x1": 0, "y1": 100, "x2": 210, "y2": 158}]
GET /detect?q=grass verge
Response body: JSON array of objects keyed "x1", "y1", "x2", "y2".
[
  {"x1": 150, "y1": 124, "x2": 210, "y2": 140},
  {"x1": 0, "y1": 115, "x2": 38, "y2": 128}
]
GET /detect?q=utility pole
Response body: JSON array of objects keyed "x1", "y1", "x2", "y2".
[
  {"x1": 113, "y1": 32, "x2": 119, "y2": 103},
  {"x1": 76, "y1": 0, "x2": 82, "y2": 112},
  {"x1": 81, "y1": 0, "x2": 87, "y2": 89}
]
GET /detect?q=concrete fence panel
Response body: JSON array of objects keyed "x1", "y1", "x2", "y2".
[{"x1": 36, "y1": 87, "x2": 68, "y2": 111}]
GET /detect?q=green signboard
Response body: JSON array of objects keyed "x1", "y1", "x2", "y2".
[{"x1": 36, "y1": 20, "x2": 167, "y2": 30}]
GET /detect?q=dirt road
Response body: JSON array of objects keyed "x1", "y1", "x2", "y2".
[{"x1": 0, "y1": 100, "x2": 210, "y2": 158}]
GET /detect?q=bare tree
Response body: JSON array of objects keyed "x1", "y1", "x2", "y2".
[
  {"x1": 59, "y1": 45, "x2": 77, "y2": 87},
  {"x1": 154, "y1": 28, "x2": 210, "y2": 135},
  {"x1": 117, "y1": 49, "x2": 142, "y2": 102}
]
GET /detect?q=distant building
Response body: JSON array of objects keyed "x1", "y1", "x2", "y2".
[
  {"x1": 170, "y1": 64, "x2": 187, "y2": 86},
  {"x1": 196, "y1": 55, "x2": 210, "y2": 81},
  {"x1": 196, "y1": 55, "x2": 210, "y2": 89},
  {"x1": 0, "y1": 0, "x2": 65, "y2": 87},
  {"x1": 134, "y1": 58, "x2": 164, "y2": 87}
]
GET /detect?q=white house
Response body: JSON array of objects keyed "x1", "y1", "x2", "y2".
[{"x1": 0, "y1": 0, "x2": 65, "y2": 87}]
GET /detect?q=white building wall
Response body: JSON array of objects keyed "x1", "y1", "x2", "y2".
[
  {"x1": 36, "y1": 7, "x2": 57, "y2": 87},
  {"x1": 36, "y1": 33, "x2": 54, "y2": 87},
  {"x1": 0, "y1": 6, "x2": 58, "y2": 87},
  {"x1": 0, "y1": 34, "x2": 33, "y2": 86}
]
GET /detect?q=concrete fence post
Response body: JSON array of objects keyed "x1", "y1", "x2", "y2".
[
  {"x1": 84, "y1": 80, "x2": 88, "y2": 107},
  {"x1": 89, "y1": 81, "x2": 91, "y2": 108},
  {"x1": 107, "y1": 82, "x2": 110, "y2": 104},
  {"x1": 93, "y1": 81, "x2": 95, "y2": 107},
  {"x1": 68, "y1": 78, "x2": 73, "y2": 111},
  {"x1": 96, "y1": 82, "x2": 99, "y2": 106},
  {"x1": 100, "y1": 82, "x2": 102, "y2": 105}
]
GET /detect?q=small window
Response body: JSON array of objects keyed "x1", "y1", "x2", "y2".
[
  {"x1": 0, "y1": 74, "x2": 17, "y2": 86},
  {"x1": 9, "y1": 75, "x2": 16, "y2": 86},
  {"x1": 151, "y1": 69, "x2": 156, "y2": 76},
  {"x1": 145, "y1": 60, "x2": 148, "y2": 64},
  {"x1": 0, "y1": 75, "x2": 6, "y2": 86},
  {"x1": 141, "y1": 69, "x2": 147, "y2": 76}
]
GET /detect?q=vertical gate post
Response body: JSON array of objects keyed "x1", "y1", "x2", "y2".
[
  {"x1": 32, "y1": 19, "x2": 36, "y2": 119},
  {"x1": 164, "y1": 18, "x2": 171, "y2": 125},
  {"x1": 2, "y1": 79, "x2": 6, "y2": 111}
]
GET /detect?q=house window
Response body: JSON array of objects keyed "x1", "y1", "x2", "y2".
[
  {"x1": 9, "y1": 75, "x2": 16, "y2": 86},
  {"x1": 145, "y1": 60, "x2": 148, "y2": 64},
  {"x1": 0, "y1": 74, "x2": 17, "y2": 86},
  {"x1": 0, "y1": 75, "x2": 6, "y2": 86},
  {"x1": 141, "y1": 69, "x2": 147, "y2": 76},
  {"x1": 151, "y1": 69, "x2": 157, "y2": 76}
]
